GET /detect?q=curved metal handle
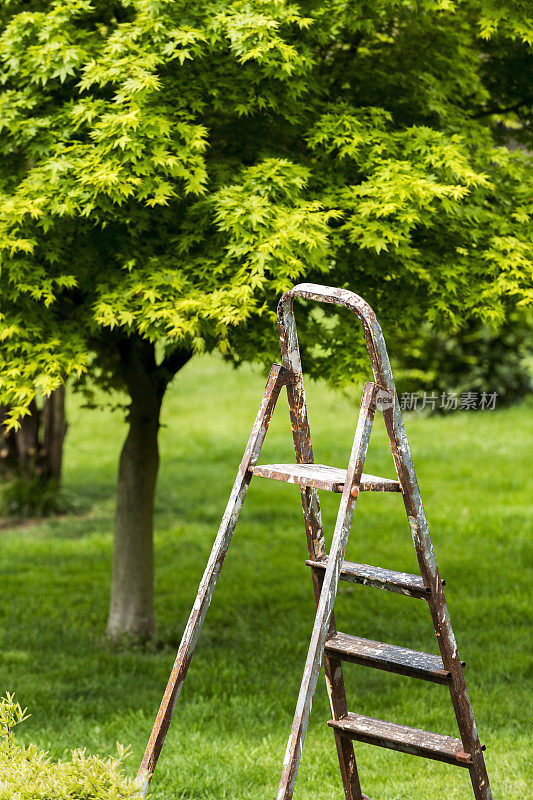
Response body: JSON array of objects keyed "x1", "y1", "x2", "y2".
[{"x1": 277, "y1": 282, "x2": 396, "y2": 392}]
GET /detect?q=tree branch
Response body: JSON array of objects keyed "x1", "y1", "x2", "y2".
[
  {"x1": 472, "y1": 99, "x2": 532, "y2": 119},
  {"x1": 160, "y1": 348, "x2": 193, "y2": 380}
]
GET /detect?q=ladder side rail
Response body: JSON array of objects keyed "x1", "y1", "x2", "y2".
[
  {"x1": 381, "y1": 397, "x2": 492, "y2": 800},
  {"x1": 137, "y1": 363, "x2": 288, "y2": 795},
  {"x1": 277, "y1": 382, "x2": 378, "y2": 800},
  {"x1": 277, "y1": 283, "x2": 396, "y2": 395},
  {"x1": 278, "y1": 295, "x2": 364, "y2": 799},
  {"x1": 324, "y1": 645, "x2": 363, "y2": 799},
  {"x1": 278, "y1": 293, "x2": 324, "y2": 556}
]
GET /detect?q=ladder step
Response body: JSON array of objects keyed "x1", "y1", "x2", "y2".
[
  {"x1": 325, "y1": 632, "x2": 458, "y2": 684},
  {"x1": 250, "y1": 463, "x2": 401, "y2": 493},
  {"x1": 328, "y1": 713, "x2": 473, "y2": 767},
  {"x1": 306, "y1": 558, "x2": 431, "y2": 599}
]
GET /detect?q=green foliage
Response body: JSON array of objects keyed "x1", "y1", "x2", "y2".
[
  {"x1": 0, "y1": 693, "x2": 138, "y2": 799},
  {"x1": 392, "y1": 312, "x2": 532, "y2": 409},
  {"x1": 0, "y1": 0, "x2": 531, "y2": 420}
]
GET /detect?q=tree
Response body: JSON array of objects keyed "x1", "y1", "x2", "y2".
[
  {"x1": 0, "y1": 0, "x2": 531, "y2": 638},
  {"x1": 1, "y1": 386, "x2": 67, "y2": 515},
  {"x1": 391, "y1": 311, "x2": 532, "y2": 410}
]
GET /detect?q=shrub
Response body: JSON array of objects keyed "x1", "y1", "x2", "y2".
[
  {"x1": 0, "y1": 693, "x2": 140, "y2": 799},
  {"x1": 0, "y1": 475, "x2": 74, "y2": 518},
  {"x1": 392, "y1": 313, "x2": 532, "y2": 411}
]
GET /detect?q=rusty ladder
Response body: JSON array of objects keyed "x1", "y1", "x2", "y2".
[{"x1": 137, "y1": 283, "x2": 492, "y2": 800}]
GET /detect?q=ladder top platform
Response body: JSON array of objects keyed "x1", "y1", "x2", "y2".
[{"x1": 250, "y1": 462, "x2": 401, "y2": 493}]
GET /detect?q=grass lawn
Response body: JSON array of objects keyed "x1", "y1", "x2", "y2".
[{"x1": 1, "y1": 355, "x2": 531, "y2": 799}]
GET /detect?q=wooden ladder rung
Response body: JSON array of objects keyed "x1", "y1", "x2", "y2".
[
  {"x1": 328, "y1": 713, "x2": 474, "y2": 766},
  {"x1": 325, "y1": 632, "x2": 458, "y2": 684},
  {"x1": 307, "y1": 558, "x2": 431, "y2": 599}
]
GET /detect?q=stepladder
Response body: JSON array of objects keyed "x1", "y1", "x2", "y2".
[{"x1": 137, "y1": 283, "x2": 493, "y2": 800}]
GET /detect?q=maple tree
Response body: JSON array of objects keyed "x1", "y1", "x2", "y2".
[{"x1": 1, "y1": 0, "x2": 531, "y2": 637}]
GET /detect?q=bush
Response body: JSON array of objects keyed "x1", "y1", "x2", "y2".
[
  {"x1": 0, "y1": 693, "x2": 139, "y2": 799},
  {"x1": 0, "y1": 475, "x2": 74, "y2": 518},
  {"x1": 392, "y1": 313, "x2": 532, "y2": 411}
]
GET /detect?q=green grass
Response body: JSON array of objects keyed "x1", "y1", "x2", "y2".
[{"x1": 1, "y1": 355, "x2": 531, "y2": 799}]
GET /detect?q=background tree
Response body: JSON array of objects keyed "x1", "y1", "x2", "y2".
[
  {"x1": 0, "y1": 0, "x2": 531, "y2": 639},
  {"x1": 392, "y1": 312, "x2": 532, "y2": 409},
  {"x1": 0, "y1": 387, "x2": 67, "y2": 516}
]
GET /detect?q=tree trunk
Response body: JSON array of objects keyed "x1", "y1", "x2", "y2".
[
  {"x1": 0, "y1": 386, "x2": 67, "y2": 484},
  {"x1": 42, "y1": 386, "x2": 67, "y2": 481},
  {"x1": 106, "y1": 339, "x2": 191, "y2": 641},
  {"x1": 106, "y1": 367, "x2": 163, "y2": 640}
]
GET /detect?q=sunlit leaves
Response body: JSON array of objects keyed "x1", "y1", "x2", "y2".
[
  {"x1": 0, "y1": 0, "x2": 531, "y2": 413},
  {"x1": 0, "y1": 693, "x2": 137, "y2": 799}
]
